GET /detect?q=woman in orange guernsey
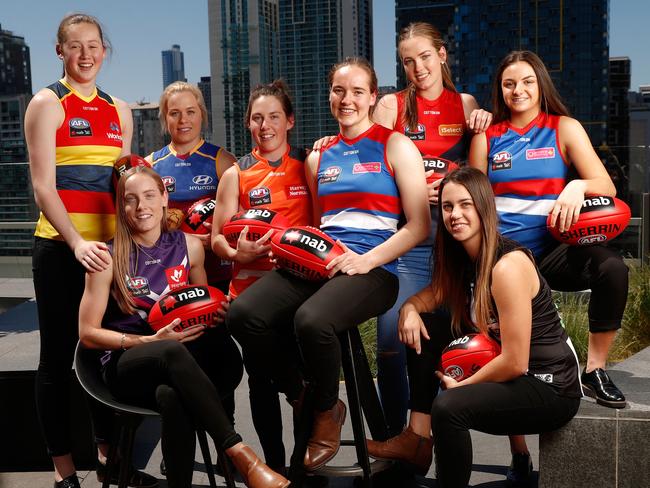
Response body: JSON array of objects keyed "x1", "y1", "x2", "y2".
[
  {"x1": 212, "y1": 80, "x2": 312, "y2": 474},
  {"x1": 24, "y1": 13, "x2": 146, "y2": 488}
]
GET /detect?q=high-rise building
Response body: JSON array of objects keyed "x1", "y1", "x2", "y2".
[
  {"x1": 209, "y1": 0, "x2": 372, "y2": 156},
  {"x1": 394, "y1": 0, "x2": 610, "y2": 145},
  {"x1": 605, "y1": 57, "x2": 631, "y2": 199},
  {"x1": 0, "y1": 25, "x2": 32, "y2": 97},
  {"x1": 629, "y1": 87, "x2": 650, "y2": 195},
  {"x1": 198, "y1": 76, "x2": 213, "y2": 143},
  {"x1": 162, "y1": 44, "x2": 186, "y2": 89},
  {"x1": 130, "y1": 102, "x2": 168, "y2": 157}
]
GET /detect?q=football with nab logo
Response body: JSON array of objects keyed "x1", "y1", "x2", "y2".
[
  {"x1": 222, "y1": 209, "x2": 290, "y2": 247},
  {"x1": 180, "y1": 198, "x2": 216, "y2": 235},
  {"x1": 440, "y1": 333, "x2": 501, "y2": 381},
  {"x1": 148, "y1": 284, "x2": 226, "y2": 332}
]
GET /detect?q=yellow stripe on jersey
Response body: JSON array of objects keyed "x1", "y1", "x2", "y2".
[
  {"x1": 55, "y1": 145, "x2": 122, "y2": 166},
  {"x1": 35, "y1": 212, "x2": 115, "y2": 242}
]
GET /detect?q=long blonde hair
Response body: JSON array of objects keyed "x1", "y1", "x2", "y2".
[{"x1": 112, "y1": 166, "x2": 169, "y2": 314}]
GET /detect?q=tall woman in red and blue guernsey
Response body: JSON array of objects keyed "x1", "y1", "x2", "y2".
[
  {"x1": 211, "y1": 80, "x2": 312, "y2": 473},
  {"x1": 366, "y1": 167, "x2": 581, "y2": 488},
  {"x1": 78, "y1": 166, "x2": 290, "y2": 488},
  {"x1": 24, "y1": 13, "x2": 141, "y2": 488},
  {"x1": 228, "y1": 57, "x2": 430, "y2": 470},
  {"x1": 469, "y1": 50, "x2": 628, "y2": 480},
  {"x1": 370, "y1": 21, "x2": 492, "y2": 436},
  {"x1": 146, "y1": 81, "x2": 243, "y2": 453}
]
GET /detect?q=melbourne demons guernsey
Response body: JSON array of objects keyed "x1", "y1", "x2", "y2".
[
  {"x1": 230, "y1": 146, "x2": 312, "y2": 297},
  {"x1": 486, "y1": 113, "x2": 568, "y2": 257},
  {"x1": 317, "y1": 124, "x2": 401, "y2": 274},
  {"x1": 151, "y1": 140, "x2": 231, "y2": 283},
  {"x1": 34, "y1": 79, "x2": 123, "y2": 242},
  {"x1": 103, "y1": 231, "x2": 190, "y2": 337}
]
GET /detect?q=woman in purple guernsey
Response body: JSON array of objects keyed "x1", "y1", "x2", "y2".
[{"x1": 78, "y1": 166, "x2": 289, "y2": 488}]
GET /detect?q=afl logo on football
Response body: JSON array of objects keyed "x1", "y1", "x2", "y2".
[
  {"x1": 249, "y1": 186, "x2": 271, "y2": 206},
  {"x1": 162, "y1": 176, "x2": 176, "y2": 193},
  {"x1": 444, "y1": 365, "x2": 464, "y2": 379},
  {"x1": 491, "y1": 151, "x2": 512, "y2": 171},
  {"x1": 578, "y1": 235, "x2": 607, "y2": 245},
  {"x1": 192, "y1": 175, "x2": 214, "y2": 186},
  {"x1": 320, "y1": 166, "x2": 342, "y2": 184}
]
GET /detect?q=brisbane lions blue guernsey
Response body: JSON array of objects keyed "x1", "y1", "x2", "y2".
[
  {"x1": 317, "y1": 124, "x2": 401, "y2": 274},
  {"x1": 485, "y1": 113, "x2": 568, "y2": 257}
]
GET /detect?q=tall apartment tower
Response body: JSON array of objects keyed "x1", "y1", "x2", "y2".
[
  {"x1": 0, "y1": 24, "x2": 32, "y2": 97},
  {"x1": 209, "y1": 0, "x2": 372, "y2": 156},
  {"x1": 607, "y1": 57, "x2": 631, "y2": 199},
  {"x1": 198, "y1": 76, "x2": 213, "y2": 143},
  {"x1": 162, "y1": 44, "x2": 186, "y2": 89},
  {"x1": 395, "y1": 0, "x2": 610, "y2": 145}
]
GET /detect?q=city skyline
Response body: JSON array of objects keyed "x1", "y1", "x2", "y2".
[{"x1": 1, "y1": 0, "x2": 649, "y2": 104}]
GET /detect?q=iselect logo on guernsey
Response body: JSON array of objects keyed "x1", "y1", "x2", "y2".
[
  {"x1": 526, "y1": 147, "x2": 555, "y2": 160},
  {"x1": 352, "y1": 162, "x2": 381, "y2": 174},
  {"x1": 438, "y1": 124, "x2": 464, "y2": 136}
]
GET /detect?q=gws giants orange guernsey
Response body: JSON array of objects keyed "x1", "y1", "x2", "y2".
[
  {"x1": 34, "y1": 79, "x2": 123, "y2": 242},
  {"x1": 230, "y1": 146, "x2": 312, "y2": 297}
]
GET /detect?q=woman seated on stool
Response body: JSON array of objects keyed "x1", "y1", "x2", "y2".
[
  {"x1": 78, "y1": 165, "x2": 289, "y2": 488},
  {"x1": 367, "y1": 167, "x2": 582, "y2": 488}
]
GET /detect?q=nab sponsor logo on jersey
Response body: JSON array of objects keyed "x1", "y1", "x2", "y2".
[
  {"x1": 352, "y1": 162, "x2": 381, "y2": 174},
  {"x1": 165, "y1": 266, "x2": 187, "y2": 289},
  {"x1": 438, "y1": 124, "x2": 464, "y2": 136},
  {"x1": 405, "y1": 123, "x2": 426, "y2": 141},
  {"x1": 320, "y1": 166, "x2": 342, "y2": 184},
  {"x1": 249, "y1": 186, "x2": 271, "y2": 207},
  {"x1": 280, "y1": 228, "x2": 333, "y2": 260},
  {"x1": 162, "y1": 176, "x2": 176, "y2": 193},
  {"x1": 69, "y1": 117, "x2": 92, "y2": 137},
  {"x1": 491, "y1": 151, "x2": 512, "y2": 171},
  {"x1": 526, "y1": 147, "x2": 555, "y2": 160},
  {"x1": 127, "y1": 276, "x2": 150, "y2": 297},
  {"x1": 192, "y1": 175, "x2": 214, "y2": 186}
]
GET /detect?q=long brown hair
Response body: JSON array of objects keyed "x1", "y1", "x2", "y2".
[
  {"x1": 112, "y1": 166, "x2": 168, "y2": 314},
  {"x1": 397, "y1": 22, "x2": 457, "y2": 132},
  {"x1": 328, "y1": 57, "x2": 378, "y2": 117},
  {"x1": 491, "y1": 50, "x2": 570, "y2": 123},
  {"x1": 432, "y1": 167, "x2": 500, "y2": 335}
]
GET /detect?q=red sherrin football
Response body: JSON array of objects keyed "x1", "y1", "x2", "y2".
[
  {"x1": 112, "y1": 154, "x2": 151, "y2": 191},
  {"x1": 271, "y1": 226, "x2": 345, "y2": 280},
  {"x1": 148, "y1": 284, "x2": 225, "y2": 332},
  {"x1": 222, "y1": 209, "x2": 291, "y2": 247},
  {"x1": 546, "y1": 196, "x2": 631, "y2": 246},
  {"x1": 423, "y1": 156, "x2": 460, "y2": 184},
  {"x1": 440, "y1": 333, "x2": 501, "y2": 381},
  {"x1": 180, "y1": 198, "x2": 216, "y2": 235}
]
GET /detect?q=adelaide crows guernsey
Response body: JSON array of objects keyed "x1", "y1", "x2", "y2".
[
  {"x1": 317, "y1": 124, "x2": 401, "y2": 274},
  {"x1": 34, "y1": 79, "x2": 123, "y2": 242},
  {"x1": 485, "y1": 113, "x2": 568, "y2": 257}
]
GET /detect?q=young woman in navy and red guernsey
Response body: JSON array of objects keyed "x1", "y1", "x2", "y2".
[
  {"x1": 370, "y1": 21, "x2": 492, "y2": 435},
  {"x1": 78, "y1": 166, "x2": 289, "y2": 488},
  {"x1": 469, "y1": 50, "x2": 628, "y2": 479},
  {"x1": 23, "y1": 14, "x2": 142, "y2": 488},
  {"x1": 367, "y1": 168, "x2": 581, "y2": 488},
  {"x1": 211, "y1": 80, "x2": 312, "y2": 473},
  {"x1": 228, "y1": 58, "x2": 430, "y2": 470}
]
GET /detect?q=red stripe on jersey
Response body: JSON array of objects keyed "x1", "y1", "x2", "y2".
[
  {"x1": 492, "y1": 178, "x2": 566, "y2": 197},
  {"x1": 320, "y1": 191, "x2": 400, "y2": 214},
  {"x1": 58, "y1": 189, "x2": 116, "y2": 214}
]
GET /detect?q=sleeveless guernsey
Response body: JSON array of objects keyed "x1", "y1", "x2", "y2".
[{"x1": 34, "y1": 79, "x2": 123, "y2": 242}]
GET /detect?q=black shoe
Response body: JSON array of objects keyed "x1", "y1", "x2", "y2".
[
  {"x1": 506, "y1": 452, "x2": 533, "y2": 487},
  {"x1": 581, "y1": 368, "x2": 627, "y2": 409},
  {"x1": 97, "y1": 460, "x2": 159, "y2": 487},
  {"x1": 54, "y1": 473, "x2": 81, "y2": 488},
  {"x1": 159, "y1": 458, "x2": 166, "y2": 476}
]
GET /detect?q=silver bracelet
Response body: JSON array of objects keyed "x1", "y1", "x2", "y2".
[{"x1": 120, "y1": 333, "x2": 126, "y2": 351}]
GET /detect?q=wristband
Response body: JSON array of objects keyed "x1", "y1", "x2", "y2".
[{"x1": 120, "y1": 333, "x2": 126, "y2": 351}]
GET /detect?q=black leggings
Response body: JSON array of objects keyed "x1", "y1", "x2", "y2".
[
  {"x1": 539, "y1": 243, "x2": 628, "y2": 332},
  {"x1": 33, "y1": 237, "x2": 112, "y2": 456},
  {"x1": 229, "y1": 268, "x2": 399, "y2": 411},
  {"x1": 104, "y1": 340, "x2": 242, "y2": 488}
]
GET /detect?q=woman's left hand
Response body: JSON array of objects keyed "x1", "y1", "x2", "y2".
[
  {"x1": 214, "y1": 295, "x2": 231, "y2": 325},
  {"x1": 467, "y1": 109, "x2": 493, "y2": 134},
  {"x1": 326, "y1": 241, "x2": 375, "y2": 277},
  {"x1": 435, "y1": 370, "x2": 460, "y2": 390},
  {"x1": 425, "y1": 176, "x2": 442, "y2": 205},
  {"x1": 548, "y1": 180, "x2": 587, "y2": 233}
]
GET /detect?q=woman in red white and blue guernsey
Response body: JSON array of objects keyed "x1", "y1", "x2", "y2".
[
  {"x1": 24, "y1": 13, "x2": 140, "y2": 488},
  {"x1": 228, "y1": 57, "x2": 430, "y2": 471},
  {"x1": 470, "y1": 50, "x2": 628, "y2": 479}
]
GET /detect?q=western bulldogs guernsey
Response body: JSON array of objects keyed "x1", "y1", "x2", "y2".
[
  {"x1": 34, "y1": 79, "x2": 123, "y2": 242},
  {"x1": 103, "y1": 231, "x2": 190, "y2": 337},
  {"x1": 317, "y1": 124, "x2": 401, "y2": 274},
  {"x1": 486, "y1": 113, "x2": 568, "y2": 257}
]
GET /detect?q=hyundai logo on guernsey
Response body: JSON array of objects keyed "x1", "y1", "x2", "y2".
[
  {"x1": 320, "y1": 166, "x2": 342, "y2": 184},
  {"x1": 69, "y1": 117, "x2": 92, "y2": 137},
  {"x1": 192, "y1": 175, "x2": 214, "y2": 186},
  {"x1": 162, "y1": 176, "x2": 176, "y2": 193},
  {"x1": 491, "y1": 151, "x2": 512, "y2": 171},
  {"x1": 249, "y1": 186, "x2": 271, "y2": 206}
]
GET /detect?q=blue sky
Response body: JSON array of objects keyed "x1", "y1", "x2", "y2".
[{"x1": 2, "y1": 0, "x2": 648, "y2": 104}]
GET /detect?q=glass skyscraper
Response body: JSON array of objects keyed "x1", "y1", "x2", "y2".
[{"x1": 161, "y1": 44, "x2": 186, "y2": 89}]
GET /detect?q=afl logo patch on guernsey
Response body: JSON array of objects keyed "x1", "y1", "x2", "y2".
[
  {"x1": 127, "y1": 276, "x2": 150, "y2": 297},
  {"x1": 162, "y1": 176, "x2": 176, "y2": 193},
  {"x1": 320, "y1": 166, "x2": 342, "y2": 184},
  {"x1": 69, "y1": 117, "x2": 92, "y2": 137},
  {"x1": 491, "y1": 151, "x2": 512, "y2": 171},
  {"x1": 405, "y1": 123, "x2": 426, "y2": 141},
  {"x1": 249, "y1": 186, "x2": 271, "y2": 206}
]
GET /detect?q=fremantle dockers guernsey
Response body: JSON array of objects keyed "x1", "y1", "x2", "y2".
[
  {"x1": 103, "y1": 231, "x2": 190, "y2": 337},
  {"x1": 151, "y1": 140, "x2": 231, "y2": 282},
  {"x1": 486, "y1": 113, "x2": 568, "y2": 257},
  {"x1": 34, "y1": 79, "x2": 123, "y2": 242},
  {"x1": 317, "y1": 124, "x2": 401, "y2": 274},
  {"x1": 230, "y1": 146, "x2": 312, "y2": 297}
]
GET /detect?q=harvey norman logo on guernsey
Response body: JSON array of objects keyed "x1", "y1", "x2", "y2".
[{"x1": 526, "y1": 147, "x2": 555, "y2": 160}]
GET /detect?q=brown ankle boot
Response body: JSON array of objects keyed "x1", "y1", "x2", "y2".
[
  {"x1": 366, "y1": 426, "x2": 433, "y2": 475},
  {"x1": 304, "y1": 399, "x2": 347, "y2": 470},
  {"x1": 228, "y1": 444, "x2": 289, "y2": 488}
]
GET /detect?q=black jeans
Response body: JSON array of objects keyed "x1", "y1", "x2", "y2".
[
  {"x1": 104, "y1": 340, "x2": 242, "y2": 488},
  {"x1": 33, "y1": 237, "x2": 112, "y2": 456},
  {"x1": 229, "y1": 267, "x2": 399, "y2": 411}
]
